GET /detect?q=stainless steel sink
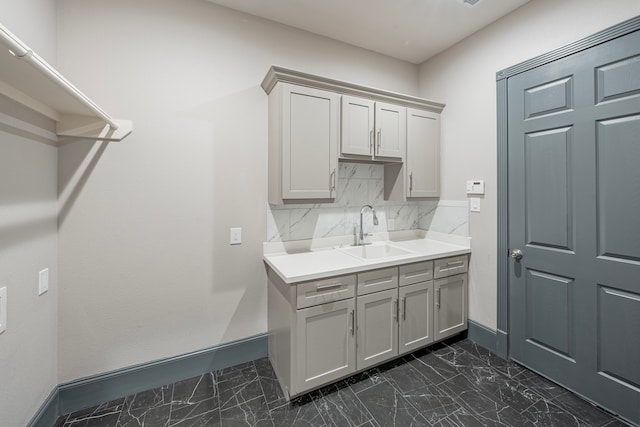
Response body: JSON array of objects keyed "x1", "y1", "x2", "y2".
[{"x1": 339, "y1": 243, "x2": 412, "y2": 260}]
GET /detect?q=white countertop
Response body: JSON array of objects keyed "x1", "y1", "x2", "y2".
[{"x1": 263, "y1": 230, "x2": 471, "y2": 284}]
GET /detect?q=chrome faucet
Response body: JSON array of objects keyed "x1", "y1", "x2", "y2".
[{"x1": 357, "y1": 205, "x2": 379, "y2": 245}]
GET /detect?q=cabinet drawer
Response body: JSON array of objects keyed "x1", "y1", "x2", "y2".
[
  {"x1": 357, "y1": 267, "x2": 398, "y2": 295},
  {"x1": 399, "y1": 261, "x2": 433, "y2": 286},
  {"x1": 434, "y1": 255, "x2": 468, "y2": 279},
  {"x1": 296, "y1": 275, "x2": 356, "y2": 309}
]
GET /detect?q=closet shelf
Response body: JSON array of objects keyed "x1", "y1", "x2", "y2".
[{"x1": 0, "y1": 23, "x2": 132, "y2": 143}]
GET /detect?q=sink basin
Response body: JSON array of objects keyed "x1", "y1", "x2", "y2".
[{"x1": 340, "y1": 243, "x2": 412, "y2": 260}]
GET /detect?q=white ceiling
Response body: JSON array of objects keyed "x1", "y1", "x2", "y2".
[{"x1": 207, "y1": 0, "x2": 530, "y2": 64}]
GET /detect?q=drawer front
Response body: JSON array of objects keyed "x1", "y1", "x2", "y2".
[
  {"x1": 434, "y1": 255, "x2": 468, "y2": 279},
  {"x1": 296, "y1": 275, "x2": 356, "y2": 309},
  {"x1": 399, "y1": 261, "x2": 434, "y2": 286},
  {"x1": 357, "y1": 267, "x2": 398, "y2": 295}
]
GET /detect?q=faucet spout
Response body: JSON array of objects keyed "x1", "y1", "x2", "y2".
[{"x1": 358, "y1": 205, "x2": 378, "y2": 245}]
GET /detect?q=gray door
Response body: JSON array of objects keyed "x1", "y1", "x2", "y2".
[{"x1": 508, "y1": 29, "x2": 640, "y2": 424}]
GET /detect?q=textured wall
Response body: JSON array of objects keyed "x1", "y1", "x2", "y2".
[
  {"x1": 418, "y1": 0, "x2": 640, "y2": 329},
  {"x1": 55, "y1": 0, "x2": 419, "y2": 383}
]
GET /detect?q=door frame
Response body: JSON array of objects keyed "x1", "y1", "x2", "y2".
[{"x1": 495, "y1": 15, "x2": 640, "y2": 359}]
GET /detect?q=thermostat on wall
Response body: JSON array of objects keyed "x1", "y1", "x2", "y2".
[{"x1": 466, "y1": 180, "x2": 485, "y2": 195}]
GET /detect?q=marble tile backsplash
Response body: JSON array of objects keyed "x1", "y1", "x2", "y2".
[{"x1": 267, "y1": 163, "x2": 469, "y2": 242}]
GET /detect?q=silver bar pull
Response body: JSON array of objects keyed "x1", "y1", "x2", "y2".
[
  {"x1": 402, "y1": 297, "x2": 407, "y2": 321},
  {"x1": 350, "y1": 310, "x2": 355, "y2": 336},
  {"x1": 315, "y1": 283, "x2": 341, "y2": 291},
  {"x1": 369, "y1": 129, "x2": 374, "y2": 154},
  {"x1": 394, "y1": 299, "x2": 399, "y2": 322},
  {"x1": 377, "y1": 129, "x2": 381, "y2": 152},
  {"x1": 436, "y1": 289, "x2": 441, "y2": 309},
  {"x1": 330, "y1": 168, "x2": 336, "y2": 192},
  {"x1": 409, "y1": 172, "x2": 413, "y2": 193}
]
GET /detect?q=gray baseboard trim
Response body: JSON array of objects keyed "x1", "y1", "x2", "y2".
[
  {"x1": 28, "y1": 388, "x2": 60, "y2": 427},
  {"x1": 28, "y1": 333, "x2": 268, "y2": 427},
  {"x1": 467, "y1": 320, "x2": 498, "y2": 353},
  {"x1": 496, "y1": 329, "x2": 509, "y2": 359}
]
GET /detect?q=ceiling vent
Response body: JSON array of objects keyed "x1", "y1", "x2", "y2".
[{"x1": 461, "y1": 0, "x2": 482, "y2": 6}]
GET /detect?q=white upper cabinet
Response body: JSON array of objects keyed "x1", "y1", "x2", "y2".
[
  {"x1": 262, "y1": 66, "x2": 444, "y2": 204},
  {"x1": 406, "y1": 108, "x2": 440, "y2": 198},
  {"x1": 341, "y1": 96, "x2": 375, "y2": 157},
  {"x1": 341, "y1": 96, "x2": 406, "y2": 161},
  {"x1": 268, "y1": 83, "x2": 339, "y2": 204},
  {"x1": 375, "y1": 102, "x2": 406, "y2": 159}
]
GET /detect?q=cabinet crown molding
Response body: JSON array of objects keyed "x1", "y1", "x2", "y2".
[{"x1": 261, "y1": 65, "x2": 445, "y2": 113}]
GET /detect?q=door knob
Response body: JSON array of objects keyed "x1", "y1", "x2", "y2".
[{"x1": 510, "y1": 249, "x2": 523, "y2": 260}]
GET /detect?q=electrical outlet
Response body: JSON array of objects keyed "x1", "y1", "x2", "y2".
[
  {"x1": 230, "y1": 227, "x2": 242, "y2": 245},
  {"x1": 39, "y1": 268, "x2": 49, "y2": 295},
  {"x1": 0, "y1": 287, "x2": 7, "y2": 334}
]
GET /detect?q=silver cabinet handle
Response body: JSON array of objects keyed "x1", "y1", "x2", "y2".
[
  {"x1": 330, "y1": 168, "x2": 336, "y2": 192},
  {"x1": 377, "y1": 129, "x2": 381, "y2": 152},
  {"x1": 511, "y1": 249, "x2": 523, "y2": 261},
  {"x1": 402, "y1": 297, "x2": 407, "y2": 321},
  {"x1": 446, "y1": 261, "x2": 464, "y2": 267},
  {"x1": 436, "y1": 289, "x2": 440, "y2": 309},
  {"x1": 394, "y1": 299, "x2": 399, "y2": 322},
  {"x1": 350, "y1": 309, "x2": 355, "y2": 336},
  {"x1": 409, "y1": 172, "x2": 413, "y2": 192},
  {"x1": 315, "y1": 283, "x2": 341, "y2": 291},
  {"x1": 369, "y1": 129, "x2": 374, "y2": 154}
]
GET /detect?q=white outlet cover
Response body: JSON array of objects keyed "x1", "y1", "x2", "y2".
[
  {"x1": 387, "y1": 219, "x2": 395, "y2": 231},
  {"x1": 0, "y1": 287, "x2": 7, "y2": 334},
  {"x1": 39, "y1": 268, "x2": 49, "y2": 295},
  {"x1": 230, "y1": 227, "x2": 242, "y2": 245},
  {"x1": 470, "y1": 197, "x2": 481, "y2": 212}
]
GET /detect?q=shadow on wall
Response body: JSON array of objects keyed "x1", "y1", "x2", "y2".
[
  {"x1": 57, "y1": 139, "x2": 109, "y2": 227},
  {"x1": 179, "y1": 85, "x2": 268, "y2": 343}
]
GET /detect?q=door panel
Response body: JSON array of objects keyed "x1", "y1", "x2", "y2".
[
  {"x1": 526, "y1": 270, "x2": 574, "y2": 359},
  {"x1": 341, "y1": 95, "x2": 375, "y2": 157},
  {"x1": 525, "y1": 127, "x2": 573, "y2": 250},
  {"x1": 508, "y1": 29, "x2": 640, "y2": 424},
  {"x1": 399, "y1": 281, "x2": 433, "y2": 354},
  {"x1": 597, "y1": 285, "x2": 640, "y2": 389},
  {"x1": 375, "y1": 102, "x2": 405, "y2": 159},
  {"x1": 596, "y1": 115, "x2": 640, "y2": 261}
]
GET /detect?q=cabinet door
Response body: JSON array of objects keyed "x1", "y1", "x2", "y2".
[
  {"x1": 399, "y1": 281, "x2": 434, "y2": 354},
  {"x1": 282, "y1": 84, "x2": 339, "y2": 200},
  {"x1": 434, "y1": 274, "x2": 467, "y2": 341},
  {"x1": 407, "y1": 108, "x2": 440, "y2": 198},
  {"x1": 375, "y1": 102, "x2": 405, "y2": 159},
  {"x1": 296, "y1": 299, "x2": 355, "y2": 393},
  {"x1": 357, "y1": 288, "x2": 398, "y2": 370},
  {"x1": 341, "y1": 95, "x2": 375, "y2": 157}
]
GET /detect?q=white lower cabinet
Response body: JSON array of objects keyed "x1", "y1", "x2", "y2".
[
  {"x1": 296, "y1": 299, "x2": 356, "y2": 393},
  {"x1": 399, "y1": 281, "x2": 434, "y2": 354},
  {"x1": 267, "y1": 254, "x2": 468, "y2": 400},
  {"x1": 357, "y1": 288, "x2": 398, "y2": 370},
  {"x1": 434, "y1": 274, "x2": 468, "y2": 341}
]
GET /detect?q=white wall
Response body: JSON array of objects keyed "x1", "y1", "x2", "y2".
[
  {"x1": 55, "y1": 0, "x2": 418, "y2": 383},
  {"x1": 419, "y1": 0, "x2": 640, "y2": 329},
  {"x1": 0, "y1": 3, "x2": 58, "y2": 426}
]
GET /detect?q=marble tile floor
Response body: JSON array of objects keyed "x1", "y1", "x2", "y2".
[{"x1": 53, "y1": 336, "x2": 630, "y2": 427}]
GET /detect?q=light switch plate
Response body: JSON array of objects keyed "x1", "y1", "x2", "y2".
[
  {"x1": 470, "y1": 198, "x2": 481, "y2": 212},
  {"x1": 0, "y1": 287, "x2": 7, "y2": 334},
  {"x1": 39, "y1": 268, "x2": 49, "y2": 295},
  {"x1": 230, "y1": 227, "x2": 242, "y2": 245}
]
